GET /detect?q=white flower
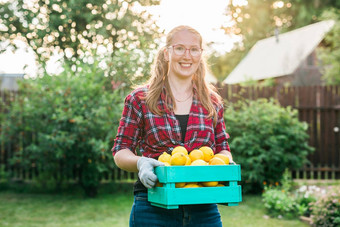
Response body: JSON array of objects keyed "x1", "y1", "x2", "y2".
[
  {"x1": 299, "y1": 185, "x2": 307, "y2": 192},
  {"x1": 310, "y1": 185, "x2": 316, "y2": 190}
]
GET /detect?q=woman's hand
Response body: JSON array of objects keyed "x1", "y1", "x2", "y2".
[
  {"x1": 218, "y1": 150, "x2": 236, "y2": 164},
  {"x1": 137, "y1": 157, "x2": 164, "y2": 188}
]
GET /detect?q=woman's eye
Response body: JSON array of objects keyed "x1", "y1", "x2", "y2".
[{"x1": 175, "y1": 46, "x2": 185, "y2": 51}]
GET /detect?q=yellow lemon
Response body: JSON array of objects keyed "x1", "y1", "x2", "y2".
[
  {"x1": 185, "y1": 156, "x2": 192, "y2": 165},
  {"x1": 156, "y1": 182, "x2": 163, "y2": 187},
  {"x1": 175, "y1": 182, "x2": 186, "y2": 188},
  {"x1": 201, "y1": 181, "x2": 219, "y2": 187},
  {"x1": 183, "y1": 183, "x2": 200, "y2": 188},
  {"x1": 189, "y1": 149, "x2": 204, "y2": 162},
  {"x1": 170, "y1": 153, "x2": 187, "y2": 166},
  {"x1": 214, "y1": 153, "x2": 230, "y2": 165},
  {"x1": 190, "y1": 159, "x2": 208, "y2": 166},
  {"x1": 158, "y1": 152, "x2": 171, "y2": 164},
  {"x1": 209, "y1": 157, "x2": 226, "y2": 165},
  {"x1": 164, "y1": 162, "x2": 171, "y2": 166},
  {"x1": 171, "y1": 146, "x2": 188, "y2": 156},
  {"x1": 199, "y1": 146, "x2": 214, "y2": 162},
  {"x1": 216, "y1": 183, "x2": 225, "y2": 187}
]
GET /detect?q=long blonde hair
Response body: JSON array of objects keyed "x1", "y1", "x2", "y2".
[{"x1": 145, "y1": 25, "x2": 222, "y2": 125}]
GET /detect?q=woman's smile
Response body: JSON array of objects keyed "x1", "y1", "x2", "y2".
[{"x1": 179, "y1": 62, "x2": 192, "y2": 68}]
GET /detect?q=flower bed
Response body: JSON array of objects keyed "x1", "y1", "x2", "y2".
[{"x1": 262, "y1": 170, "x2": 340, "y2": 226}]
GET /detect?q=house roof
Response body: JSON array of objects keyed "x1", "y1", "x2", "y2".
[{"x1": 224, "y1": 20, "x2": 335, "y2": 84}]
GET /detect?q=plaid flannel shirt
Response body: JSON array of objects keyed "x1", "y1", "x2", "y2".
[{"x1": 111, "y1": 86, "x2": 230, "y2": 158}]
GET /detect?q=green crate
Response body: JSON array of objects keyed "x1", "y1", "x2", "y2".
[{"x1": 148, "y1": 165, "x2": 242, "y2": 209}]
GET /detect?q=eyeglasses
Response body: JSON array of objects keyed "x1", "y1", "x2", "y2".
[{"x1": 169, "y1": 44, "x2": 203, "y2": 57}]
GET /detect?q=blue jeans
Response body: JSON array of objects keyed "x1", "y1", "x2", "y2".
[{"x1": 129, "y1": 192, "x2": 223, "y2": 227}]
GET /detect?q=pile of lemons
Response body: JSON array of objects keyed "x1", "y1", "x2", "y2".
[{"x1": 157, "y1": 146, "x2": 230, "y2": 188}]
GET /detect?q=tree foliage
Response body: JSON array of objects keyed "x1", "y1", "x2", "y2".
[
  {"x1": 0, "y1": 0, "x2": 161, "y2": 65},
  {"x1": 209, "y1": 49, "x2": 245, "y2": 82},
  {"x1": 318, "y1": 8, "x2": 340, "y2": 85},
  {"x1": 0, "y1": 58, "x2": 130, "y2": 197}
]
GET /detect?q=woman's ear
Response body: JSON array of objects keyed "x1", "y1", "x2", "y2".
[{"x1": 164, "y1": 48, "x2": 169, "y2": 62}]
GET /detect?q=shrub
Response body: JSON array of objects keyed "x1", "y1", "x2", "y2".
[
  {"x1": 310, "y1": 186, "x2": 340, "y2": 227},
  {"x1": 262, "y1": 185, "x2": 320, "y2": 220},
  {"x1": 262, "y1": 169, "x2": 308, "y2": 219},
  {"x1": 224, "y1": 98, "x2": 314, "y2": 193},
  {"x1": 0, "y1": 164, "x2": 9, "y2": 182},
  {"x1": 294, "y1": 185, "x2": 322, "y2": 217},
  {"x1": 263, "y1": 187, "x2": 300, "y2": 219},
  {"x1": 262, "y1": 169, "x2": 339, "y2": 222},
  {"x1": 0, "y1": 59, "x2": 128, "y2": 196}
]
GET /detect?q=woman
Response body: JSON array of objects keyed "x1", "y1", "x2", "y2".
[{"x1": 112, "y1": 25, "x2": 234, "y2": 227}]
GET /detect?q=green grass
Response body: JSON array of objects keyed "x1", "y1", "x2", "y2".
[
  {"x1": 0, "y1": 185, "x2": 309, "y2": 227},
  {"x1": 219, "y1": 196, "x2": 309, "y2": 227},
  {"x1": 0, "y1": 191, "x2": 132, "y2": 227}
]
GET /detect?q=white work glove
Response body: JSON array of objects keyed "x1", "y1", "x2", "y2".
[{"x1": 137, "y1": 157, "x2": 164, "y2": 189}]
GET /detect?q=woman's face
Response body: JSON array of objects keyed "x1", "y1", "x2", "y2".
[{"x1": 165, "y1": 30, "x2": 202, "y2": 79}]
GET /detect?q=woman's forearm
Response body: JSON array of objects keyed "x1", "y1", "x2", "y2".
[{"x1": 114, "y1": 149, "x2": 141, "y2": 172}]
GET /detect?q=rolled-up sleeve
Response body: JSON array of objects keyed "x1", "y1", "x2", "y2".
[
  {"x1": 111, "y1": 93, "x2": 143, "y2": 156},
  {"x1": 214, "y1": 103, "x2": 230, "y2": 153}
]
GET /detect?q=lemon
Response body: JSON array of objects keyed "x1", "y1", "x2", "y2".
[
  {"x1": 209, "y1": 157, "x2": 226, "y2": 165},
  {"x1": 175, "y1": 182, "x2": 186, "y2": 188},
  {"x1": 171, "y1": 146, "x2": 188, "y2": 156},
  {"x1": 158, "y1": 152, "x2": 171, "y2": 164},
  {"x1": 199, "y1": 146, "x2": 214, "y2": 162},
  {"x1": 201, "y1": 181, "x2": 219, "y2": 187},
  {"x1": 214, "y1": 153, "x2": 230, "y2": 165},
  {"x1": 183, "y1": 183, "x2": 200, "y2": 188},
  {"x1": 156, "y1": 182, "x2": 163, "y2": 187},
  {"x1": 190, "y1": 159, "x2": 208, "y2": 166},
  {"x1": 170, "y1": 153, "x2": 187, "y2": 166},
  {"x1": 189, "y1": 149, "x2": 204, "y2": 162},
  {"x1": 185, "y1": 156, "x2": 192, "y2": 165}
]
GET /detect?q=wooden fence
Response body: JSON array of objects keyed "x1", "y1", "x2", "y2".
[
  {"x1": 217, "y1": 84, "x2": 340, "y2": 180},
  {"x1": 1, "y1": 85, "x2": 340, "y2": 181}
]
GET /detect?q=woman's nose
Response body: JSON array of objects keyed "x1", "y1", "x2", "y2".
[{"x1": 183, "y1": 49, "x2": 191, "y2": 58}]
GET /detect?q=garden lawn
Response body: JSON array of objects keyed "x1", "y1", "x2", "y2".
[{"x1": 0, "y1": 191, "x2": 309, "y2": 227}]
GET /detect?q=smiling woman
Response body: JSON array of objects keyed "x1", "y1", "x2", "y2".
[{"x1": 112, "y1": 24, "x2": 233, "y2": 226}]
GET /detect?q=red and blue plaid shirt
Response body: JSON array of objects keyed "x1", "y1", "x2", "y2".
[{"x1": 112, "y1": 86, "x2": 230, "y2": 158}]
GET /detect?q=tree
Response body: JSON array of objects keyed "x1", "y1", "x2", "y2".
[
  {"x1": 0, "y1": 0, "x2": 161, "y2": 68},
  {"x1": 0, "y1": 58, "x2": 128, "y2": 197}
]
